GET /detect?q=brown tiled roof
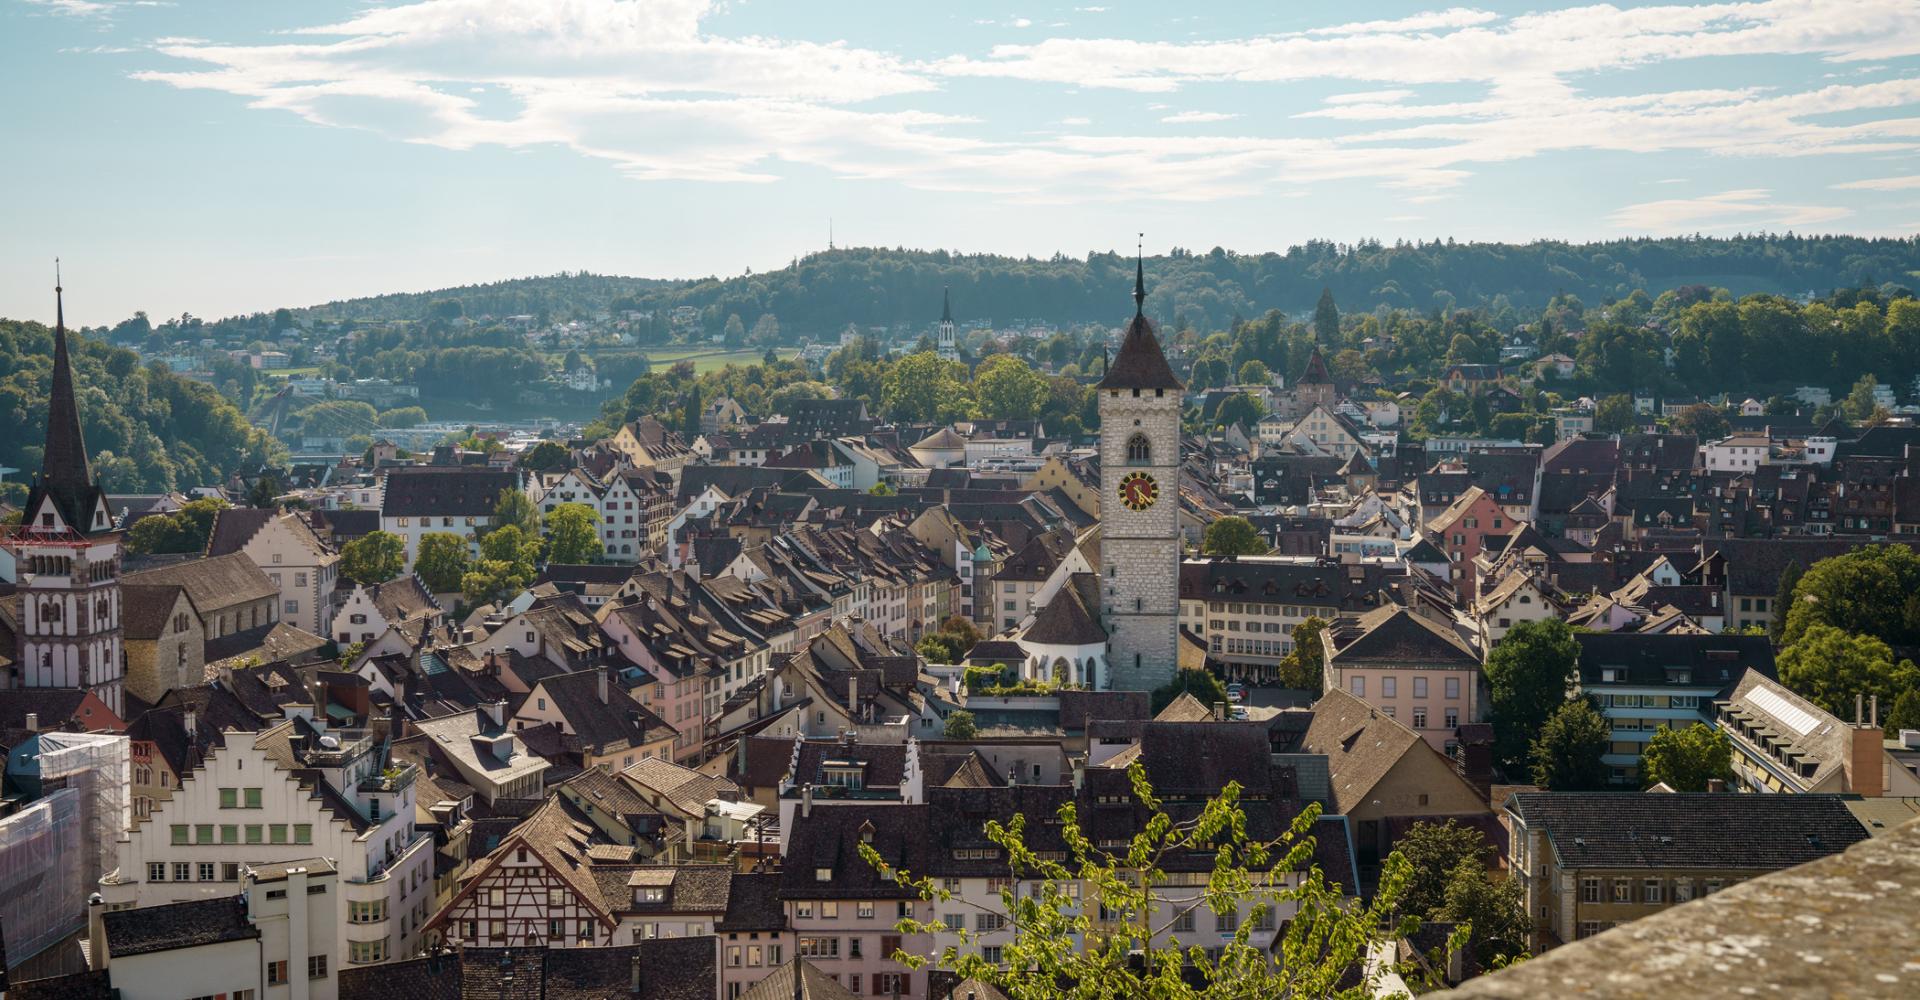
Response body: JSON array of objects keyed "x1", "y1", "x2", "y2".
[
  {"x1": 740, "y1": 959, "x2": 861, "y2": 1000},
  {"x1": 1097, "y1": 312, "x2": 1183, "y2": 392},
  {"x1": 715, "y1": 871, "x2": 788, "y2": 932},
  {"x1": 120, "y1": 583, "x2": 192, "y2": 640},
  {"x1": 102, "y1": 895, "x2": 258, "y2": 957},
  {"x1": 1021, "y1": 577, "x2": 1106, "y2": 646},
  {"x1": 381, "y1": 466, "x2": 520, "y2": 517},
  {"x1": 1507, "y1": 792, "x2": 1869, "y2": 870},
  {"x1": 124, "y1": 552, "x2": 277, "y2": 613}
]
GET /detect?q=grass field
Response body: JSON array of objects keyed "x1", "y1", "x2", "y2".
[{"x1": 560, "y1": 346, "x2": 801, "y2": 375}]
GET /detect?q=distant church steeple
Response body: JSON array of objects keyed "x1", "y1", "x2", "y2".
[{"x1": 937, "y1": 285, "x2": 958, "y2": 362}]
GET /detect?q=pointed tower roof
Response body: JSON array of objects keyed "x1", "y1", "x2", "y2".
[
  {"x1": 1298, "y1": 347, "x2": 1332, "y2": 386},
  {"x1": 940, "y1": 285, "x2": 952, "y2": 323},
  {"x1": 24, "y1": 264, "x2": 108, "y2": 536},
  {"x1": 1096, "y1": 250, "x2": 1183, "y2": 392}
]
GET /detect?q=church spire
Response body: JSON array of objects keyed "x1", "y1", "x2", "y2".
[
  {"x1": 1097, "y1": 239, "x2": 1182, "y2": 393},
  {"x1": 28, "y1": 258, "x2": 103, "y2": 533},
  {"x1": 941, "y1": 285, "x2": 952, "y2": 323}
]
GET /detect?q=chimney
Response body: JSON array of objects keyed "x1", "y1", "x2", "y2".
[
  {"x1": 800, "y1": 783, "x2": 814, "y2": 819},
  {"x1": 87, "y1": 893, "x2": 107, "y2": 970},
  {"x1": 630, "y1": 949, "x2": 642, "y2": 994},
  {"x1": 183, "y1": 709, "x2": 196, "y2": 739},
  {"x1": 599, "y1": 666, "x2": 611, "y2": 705},
  {"x1": 484, "y1": 700, "x2": 505, "y2": 728},
  {"x1": 24, "y1": 713, "x2": 37, "y2": 733},
  {"x1": 1706, "y1": 777, "x2": 1727, "y2": 793},
  {"x1": 1212, "y1": 701, "x2": 1227, "y2": 722},
  {"x1": 1845, "y1": 717, "x2": 1886, "y2": 797},
  {"x1": 848, "y1": 674, "x2": 859, "y2": 717}
]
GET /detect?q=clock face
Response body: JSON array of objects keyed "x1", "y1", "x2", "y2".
[{"x1": 1118, "y1": 471, "x2": 1160, "y2": 512}]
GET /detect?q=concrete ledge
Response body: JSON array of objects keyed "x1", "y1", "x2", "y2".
[{"x1": 1433, "y1": 817, "x2": 1920, "y2": 1000}]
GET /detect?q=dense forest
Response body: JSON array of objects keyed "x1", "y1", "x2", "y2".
[
  {"x1": 152, "y1": 236, "x2": 1920, "y2": 339},
  {"x1": 0, "y1": 320, "x2": 284, "y2": 497}
]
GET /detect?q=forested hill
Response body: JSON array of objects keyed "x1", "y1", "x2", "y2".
[
  {"x1": 297, "y1": 272, "x2": 677, "y2": 323},
  {"x1": 0, "y1": 319, "x2": 282, "y2": 495},
  {"x1": 283, "y1": 236, "x2": 1920, "y2": 336}
]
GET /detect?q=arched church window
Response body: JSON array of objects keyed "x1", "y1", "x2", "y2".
[{"x1": 1126, "y1": 433, "x2": 1152, "y2": 465}]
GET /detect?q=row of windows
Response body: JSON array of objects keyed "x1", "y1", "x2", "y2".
[
  {"x1": 723, "y1": 943, "x2": 785, "y2": 967},
  {"x1": 265, "y1": 957, "x2": 328, "y2": 984},
  {"x1": 218, "y1": 787, "x2": 264, "y2": 809},
  {"x1": 170, "y1": 822, "x2": 311, "y2": 845},
  {"x1": 1347, "y1": 675, "x2": 1464, "y2": 700},
  {"x1": 1578, "y1": 875, "x2": 1727, "y2": 905},
  {"x1": 1206, "y1": 602, "x2": 1337, "y2": 618}
]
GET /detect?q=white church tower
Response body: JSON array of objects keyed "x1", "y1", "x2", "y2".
[
  {"x1": 937, "y1": 286, "x2": 958, "y2": 362},
  {"x1": 4, "y1": 268, "x2": 125, "y2": 716},
  {"x1": 1096, "y1": 253, "x2": 1183, "y2": 691}
]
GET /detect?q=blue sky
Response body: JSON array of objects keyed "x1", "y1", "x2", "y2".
[{"x1": 5, "y1": 0, "x2": 1920, "y2": 325}]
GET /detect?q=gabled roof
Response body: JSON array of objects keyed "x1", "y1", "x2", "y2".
[
  {"x1": 380, "y1": 466, "x2": 520, "y2": 517},
  {"x1": 1324, "y1": 604, "x2": 1480, "y2": 666},
  {"x1": 124, "y1": 552, "x2": 278, "y2": 614},
  {"x1": 740, "y1": 959, "x2": 862, "y2": 1000},
  {"x1": 1020, "y1": 575, "x2": 1106, "y2": 646},
  {"x1": 1506, "y1": 792, "x2": 1869, "y2": 870}
]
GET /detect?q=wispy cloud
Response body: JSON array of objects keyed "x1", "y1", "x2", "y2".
[
  {"x1": 112, "y1": 0, "x2": 1920, "y2": 211},
  {"x1": 1610, "y1": 189, "x2": 1850, "y2": 230},
  {"x1": 1161, "y1": 110, "x2": 1239, "y2": 124},
  {"x1": 1834, "y1": 175, "x2": 1920, "y2": 191}
]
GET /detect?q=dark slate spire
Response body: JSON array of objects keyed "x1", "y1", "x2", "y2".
[
  {"x1": 941, "y1": 285, "x2": 952, "y2": 323},
  {"x1": 26, "y1": 260, "x2": 106, "y2": 534},
  {"x1": 1097, "y1": 242, "x2": 1183, "y2": 392}
]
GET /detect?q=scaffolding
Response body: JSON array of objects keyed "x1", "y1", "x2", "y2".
[{"x1": 0, "y1": 731, "x2": 128, "y2": 970}]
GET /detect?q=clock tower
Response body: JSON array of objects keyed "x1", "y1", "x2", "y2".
[{"x1": 1096, "y1": 253, "x2": 1183, "y2": 691}]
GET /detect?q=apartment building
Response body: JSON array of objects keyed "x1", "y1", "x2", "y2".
[
  {"x1": 1320, "y1": 605, "x2": 1484, "y2": 753},
  {"x1": 1574, "y1": 632, "x2": 1773, "y2": 785},
  {"x1": 1505, "y1": 792, "x2": 1870, "y2": 952},
  {"x1": 99, "y1": 718, "x2": 436, "y2": 968},
  {"x1": 206, "y1": 508, "x2": 343, "y2": 636},
  {"x1": 1177, "y1": 557, "x2": 1403, "y2": 686}
]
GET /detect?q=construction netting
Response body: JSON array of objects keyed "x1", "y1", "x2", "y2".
[{"x1": 0, "y1": 732, "x2": 129, "y2": 971}]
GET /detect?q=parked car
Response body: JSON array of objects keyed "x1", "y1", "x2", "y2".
[{"x1": 1226, "y1": 683, "x2": 1247, "y2": 703}]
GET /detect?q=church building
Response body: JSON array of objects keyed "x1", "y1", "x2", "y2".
[
  {"x1": 937, "y1": 285, "x2": 958, "y2": 362},
  {"x1": 3, "y1": 272, "x2": 126, "y2": 716},
  {"x1": 1096, "y1": 257, "x2": 1183, "y2": 691}
]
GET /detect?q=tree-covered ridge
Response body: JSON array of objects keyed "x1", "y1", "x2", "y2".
[
  {"x1": 293, "y1": 271, "x2": 676, "y2": 324},
  {"x1": 0, "y1": 319, "x2": 284, "y2": 496},
  {"x1": 180, "y1": 236, "x2": 1920, "y2": 337}
]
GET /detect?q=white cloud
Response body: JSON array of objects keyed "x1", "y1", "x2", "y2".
[
  {"x1": 1323, "y1": 89, "x2": 1415, "y2": 105},
  {"x1": 1609, "y1": 189, "x2": 1851, "y2": 230},
  {"x1": 1834, "y1": 175, "x2": 1920, "y2": 190},
  {"x1": 24, "y1": 0, "x2": 115, "y2": 16},
  {"x1": 1161, "y1": 110, "x2": 1239, "y2": 124},
  {"x1": 115, "y1": 0, "x2": 1920, "y2": 212}
]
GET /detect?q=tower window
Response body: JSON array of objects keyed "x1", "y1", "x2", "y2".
[{"x1": 1126, "y1": 434, "x2": 1151, "y2": 465}]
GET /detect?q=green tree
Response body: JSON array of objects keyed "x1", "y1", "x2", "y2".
[
  {"x1": 1530, "y1": 699, "x2": 1611, "y2": 791},
  {"x1": 518, "y1": 440, "x2": 571, "y2": 473},
  {"x1": 485, "y1": 488, "x2": 540, "y2": 539},
  {"x1": 942, "y1": 710, "x2": 978, "y2": 740},
  {"x1": 881, "y1": 351, "x2": 972, "y2": 422},
  {"x1": 1150, "y1": 669, "x2": 1229, "y2": 714},
  {"x1": 1393, "y1": 819, "x2": 1494, "y2": 920},
  {"x1": 1886, "y1": 688, "x2": 1920, "y2": 734},
  {"x1": 1485, "y1": 619, "x2": 1581, "y2": 773},
  {"x1": 1202, "y1": 515, "x2": 1270, "y2": 556},
  {"x1": 1439, "y1": 860, "x2": 1530, "y2": 969},
  {"x1": 377, "y1": 406, "x2": 428, "y2": 429},
  {"x1": 1671, "y1": 403, "x2": 1729, "y2": 440},
  {"x1": 1275, "y1": 617, "x2": 1329, "y2": 691},
  {"x1": 247, "y1": 475, "x2": 282, "y2": 510},
  {"x1": 299, "y1": 399, "x2": 379, "y2": 438},
  {"x1": 1639, "y1": 723, "x2": 1735, "y2": 792},
  {"x1": 1237, "y1": 359, "x2": 1271, "y2": 385},
  {"x1": 1777, "y1": 624, "x2": 1920, "y2": 719},
  {"x1": 868, "y1": 481, "x2": 897, "y2": 496},
  {"x1": 1593, "y1": 394, "x2": 1636, "y2": 435},
  {"x1": 544, "y1": 503, "x2": 603, "y2": 564},
  {"x1": 340, "y1": 530, "x2": 406, "y2": 586},
  {"x1": 461, "y1": 559, "x2": 529, "y2": 608},
  {"x1": 722, "y1": 313, "x2": 747, "y2": 348},
  {"x1": 1781, "y1": 544, "x2": 1920, "y2": 649},
  {"x1": 125, "y1": 498, "x2": 232, "y2": 555},
  {"x1": 414, "y1": 532, "x2": 472, "y2": 593},
  {"x1": 1213, "y1": 392, "x2": 1264, "y2": 429},
  {"x1": 974, "y1": 355, "x2": 1049, "y2": 421},
  {"x1": 866, "y1": 761, "x2": 1454, "y2": 999},
  {"x1": 1841, "y1": 373, "x2": 1882, "y2": 422},
  {"x1": 1314, "y1": 286, "x2": 1340, "y2": 343},
  {"x1": 1771, "y1": 561, "x2": 1803, "y2": 645},
  {"x1": 682, "y1": 384, "x2": 702, "y2": 440}
]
